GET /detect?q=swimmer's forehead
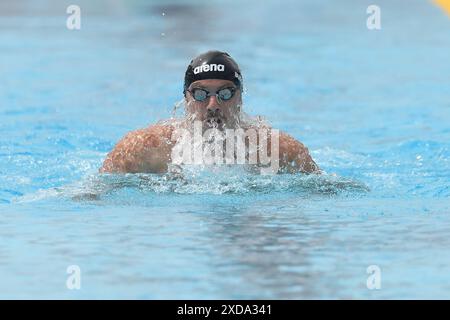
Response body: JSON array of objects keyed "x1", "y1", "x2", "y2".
[{"x1": 189, "y1": 79, "x2": 236, "y2": 90}]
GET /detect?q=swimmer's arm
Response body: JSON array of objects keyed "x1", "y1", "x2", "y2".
[
  {"x1": 278, "y1": 132, "x2": 320, "y2": 174},
  {"x1": 99, "y1": 125, "x2": 173, "y2": 174}
]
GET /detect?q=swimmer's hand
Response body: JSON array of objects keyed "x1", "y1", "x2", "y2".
[{"x1": 99, "y1": 125, "x2": 174, "y2": 174}]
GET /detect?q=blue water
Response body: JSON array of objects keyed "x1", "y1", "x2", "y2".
[{"x1": 1, "y1": 0, "x2": 449, "y2": 299}]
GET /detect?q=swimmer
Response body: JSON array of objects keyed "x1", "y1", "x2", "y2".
[{"x1": 100, "y1": 50, "x2": 320, "y2": 174}]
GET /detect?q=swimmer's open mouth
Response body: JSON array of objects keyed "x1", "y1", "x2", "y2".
[{"x1": 205, "y1": 117, "x2": 223, "y2": 128}]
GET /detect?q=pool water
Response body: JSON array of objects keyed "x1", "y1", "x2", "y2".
[{"x1": 1, "y1": 0, "x2": 449, "y2": 299}]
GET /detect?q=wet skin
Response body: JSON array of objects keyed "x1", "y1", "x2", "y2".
[{"x1": 100, "y1": 79, "x2": 320, "y2": 174}]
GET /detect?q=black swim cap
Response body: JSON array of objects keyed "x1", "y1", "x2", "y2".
[{"x1": 184, "y1": 50, "x2": 243, "y2": 94}]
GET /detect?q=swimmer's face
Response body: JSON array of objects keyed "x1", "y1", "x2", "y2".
[{"x1": 185, "y1": 79, "x2": 242, "y2": 129}]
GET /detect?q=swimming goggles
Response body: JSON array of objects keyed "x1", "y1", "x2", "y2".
[{"x1": 186, "y1": 87, "x2": 236, "y2": 103}]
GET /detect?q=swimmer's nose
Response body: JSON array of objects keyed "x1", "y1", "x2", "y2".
[{"x1": 206, "y1": 95, "x2": 221, "y2": 114}]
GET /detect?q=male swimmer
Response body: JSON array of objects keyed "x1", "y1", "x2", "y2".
[{"x1": 100, "y1": 51, "x2": 319, "y2": 174}]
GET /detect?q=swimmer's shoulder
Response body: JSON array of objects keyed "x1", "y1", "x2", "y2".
[
  {"x1": 241, "y1": 123, "x2": 319, "y2": 174},
  {"x1": 116, "y1": 123, "x2": 175, "y2": 150},
  {"x1": 99, "y1": 122, "x2": 176, "y2": 173},
  {"x1": 278, "y1": 131, "x2": 320, "y2": 174}
]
